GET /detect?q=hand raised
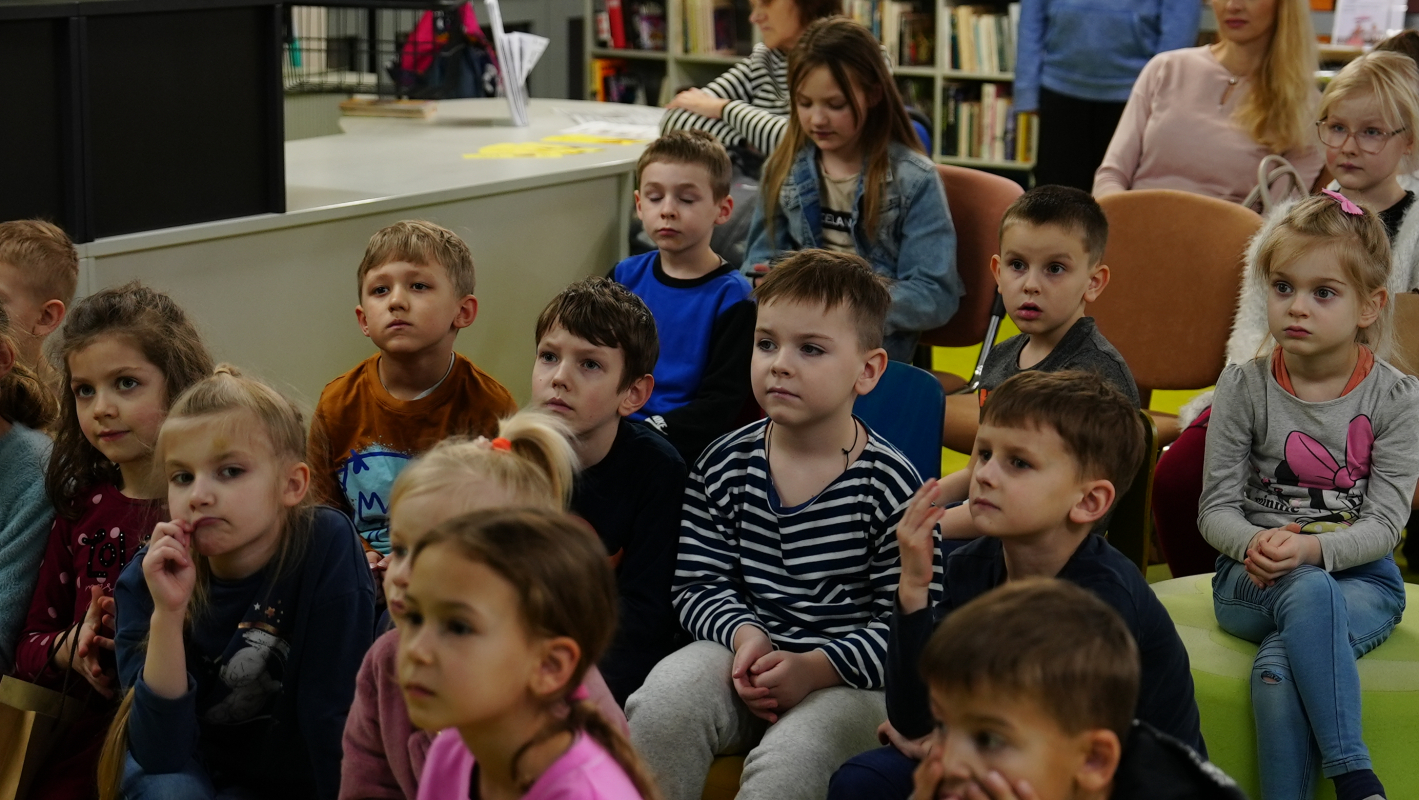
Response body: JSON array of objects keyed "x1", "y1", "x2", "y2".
[
  {"x1": 143, "y1": 520, "x2": 197, "y2": 615},
  {"x1": 897, "y1": 480, "x2": 944, "y2": 613}
]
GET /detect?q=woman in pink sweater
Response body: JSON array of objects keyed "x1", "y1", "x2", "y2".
[
  {"x1": 1094, "y1": 0, "x2": 1323, "y2": 204},
  {"x1": 339, "y1": 414, "x2": 628, "y2": 800}
]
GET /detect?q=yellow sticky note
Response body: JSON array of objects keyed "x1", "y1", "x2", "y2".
[{"x1": 462, "y1": 142, "x2": 603, "y2": 159}]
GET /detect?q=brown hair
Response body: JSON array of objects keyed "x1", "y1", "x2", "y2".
[
  {"x1": 1376, "y1": 29, "x2": 1419, "y2": 63},
  {"x1": 1252, "y1": 193, "x2": 1396, "y2": 361},
  {"x1": 1317, "y1": 50, "x2": 1419, "y2": 173},
  {"x1": 761, "y1": 18, "x2": 924, "y2": 242},
  {"x1": 98, "y1": 364, "x2": 315, "y2": 800},
  {"x1": 412, "y1": 508, "x2": 663, "y2": 799},
  {"x1": 0, "y1": 301, "x2": 57, "y2": 430},
  {"x1": 752, "y1": 249, "x2": 891, "y2": 350},
  {"x1": 980, "y1": 370, "x2": 1144, "y2": 497},
  {"x1": 0, "y1": 219, "x2": 79, "y2": 306},
  {"x1": 1234, "y1": 0, "x2": 1318, "y2": 154},
  {"x1": 356, "y1": 220, "x2": 476, "y2": 298},
  {"x1": 46, "y1": 282, "x2": 213, "y2": 519},
  {"x1": 535, "y1": 277, "x2": 659, "y2": 391},
  {"x1": 920, "y1": 578, "x2": 1139, "y2": 740},
  {"x1": 1000, "y1": 185, "x2": 1110, "y2": 266},
  {"x1": 637, "y1": 130, "x2": 733, "y2": 199}
]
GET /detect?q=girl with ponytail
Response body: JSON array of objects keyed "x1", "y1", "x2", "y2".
[
  {"x1": 340, "y1": 410, "x2": 626, "y2": 800},
  {"x1": 402, "y1": 507, "x2": 660, "y2": 800}
]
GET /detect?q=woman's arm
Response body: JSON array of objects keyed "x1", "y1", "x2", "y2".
[
  {"x1": 1093, "y1": 57, "x2": 1163, "y2": 196},
  {"x1": 661, "y1": 46, "x2": 789, "y2": 155}
]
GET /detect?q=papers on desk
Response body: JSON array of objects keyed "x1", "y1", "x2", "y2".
[
  {"x1": 555, "y1": 122, "x2": 659, "y2": 142},
  {"x1": 556, "y1": 105, "x2": 666, "y2": 141},
  {"x1": 487, "y1": 0, "x2": 549, "y2": 127}
]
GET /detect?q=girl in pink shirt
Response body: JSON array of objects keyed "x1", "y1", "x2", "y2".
[{"x1": 402, "y1": 508, "x2": 659, "y2": 800}]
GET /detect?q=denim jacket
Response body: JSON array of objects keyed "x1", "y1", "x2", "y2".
[{"x1": 743, "y1": 141, "x2": 962, "y2": 362}]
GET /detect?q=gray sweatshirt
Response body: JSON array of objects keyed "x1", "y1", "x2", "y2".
[{"x1": 1199, "y1": 355, "x2": 1419, "y2": 572}]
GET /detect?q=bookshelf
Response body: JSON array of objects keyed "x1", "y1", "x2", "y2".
[{"x1": 583, "y1": 0, "x2": 1039, "y2": 171}]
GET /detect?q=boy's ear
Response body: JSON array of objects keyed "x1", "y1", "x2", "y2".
[
  {"x1": 988, "y1": 254, "x2": 1002, "y2": 286},
  {"x1": 530, "y1": 635, "x2": 581, "y2": 699},
  {"x1": 854, "y1": 347, "x2": 890, "y2": 397},
  {"x1": 1073, "y1": 728, "x2": 1123, "y2": 795},
  {"x1": 1358, "y1": 287, "x2": 1388, "y2": 330},
  {"x1": 34, "y1": 299, "x2": 65, "y2": 338},
  {"x1": 618, "y1": 372, "x2": 655, "y2": 417},
  {"x1": 0, "y1": 336, "x2": 14, "y2": 380},
  {"x1": 634, "y1": 189, "x2": 643, "y2": 216},
  {"x1": 1083, "y1": 263, "x2": 1110, "y2": 304},
  {"x1": 355, "y1": 305, "x2": 372, "y2": 339},
  {"x1": 1068, "y1": 478, "x2": 1116, "y2": 526},
  {"x1": 715, "y1": 193, "x2": 735, "y2": 226},
  {"x1": 282, "y1": 461, "x2": 311, "y2": 508},
  {"x1": 452, "y1": 295, "x2": 479, "y2": 330}
]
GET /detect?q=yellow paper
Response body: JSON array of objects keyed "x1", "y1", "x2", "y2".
[{"x1": 463, "y1": 142, "x2": 604, "y2": 159}]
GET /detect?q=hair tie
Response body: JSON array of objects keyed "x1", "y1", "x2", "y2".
[
  {"x1": 1321, "y1": 188, "x2": 1364, "y2": 216},
  {"x1": 570, "y1": 684, "x2": 590, "y2": 702},
  {"x1": 490, "y1": 437, "x2": 513, "y2": 452}
]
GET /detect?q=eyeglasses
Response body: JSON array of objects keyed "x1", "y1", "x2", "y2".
[{"x1": 1316, "y1": 120, "x2": 1409, "y2": 154}]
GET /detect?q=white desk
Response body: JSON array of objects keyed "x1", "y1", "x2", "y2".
[{"x1": 77, "y1": 98, "x2": 647, "y2": 408}]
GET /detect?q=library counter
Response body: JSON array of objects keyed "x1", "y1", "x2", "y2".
[{"x1": 77, "y1": 98, "x2": 646, "y2": 408}]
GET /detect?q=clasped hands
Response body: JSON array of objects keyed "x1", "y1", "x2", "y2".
[
  {"x1": 730, "y1": 625, "x2": 838, "y2": 723},
  {"x1": 1244, "y1": 523, "x2": 1322, "y2": 588}
]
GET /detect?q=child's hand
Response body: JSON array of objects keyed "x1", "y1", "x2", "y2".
[
  {"x1": 1244, "y1": 524, "x2": 1308, "y2": 586},
  {"x1": 962, "y1": 771, "x2": 1042, "y2": 800},
  {"x1": 143, "y1": 520, "x2": 197, "y2": 615},
  {"x1": 731, "y1": 625, "x2": 776, "y2": 721},
  {"x1": 878, "y1": 720, "x2": 930, "y2": 760},
  {"x1": 748, "y1": 649, "x2": 840, "y2": 720},
  {"x1": 73, "y1": 585, "x2": 118, "y2": 698},
  {"x1": 371, "y1": 552, "x2": 389, "y2": 604},
  {"x1": 749, "y1": 264, "x2": 771, "y2": 288},
  {"x1": 898, "y1": 480, "x2": 945, "y2": 614}
]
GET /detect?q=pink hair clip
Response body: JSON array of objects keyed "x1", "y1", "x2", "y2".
[
  {"x1": 490, "y1": 437, "x2": 512, "y2": 452},
  {"x1": 1321, "y1": 188, "x2": 1364, "y2": 216}
]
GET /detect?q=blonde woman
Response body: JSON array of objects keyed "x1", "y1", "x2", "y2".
[{"x1": 1093, "y1": 0, "x2": 1323, "y2": 204}]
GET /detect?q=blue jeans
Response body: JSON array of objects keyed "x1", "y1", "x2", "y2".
[
  {"x1": 122, "y1": 753, "x2": 261, "y2": 800},
  {"x1": 1213, "y1": 553, "x2": 1405, "y2": 800}
]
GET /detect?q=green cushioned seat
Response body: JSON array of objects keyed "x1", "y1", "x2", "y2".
[{"x1": 1154, "y1": 575, "x2": 1419, "y2": 800}]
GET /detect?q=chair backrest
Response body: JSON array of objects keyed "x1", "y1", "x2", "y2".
[
  {"x1": 1392, "y1": 292, "x2": 1419, "y2": 377},
  {"x1": 853, "y1": 361, "x2": 945, "y2": 479},
  {"x1": 918, "y1": 165, "x2": 1023, "y2": 348},
  {"x1": 1091, "y1": 190, "x2": 1262, "y2": 400}
]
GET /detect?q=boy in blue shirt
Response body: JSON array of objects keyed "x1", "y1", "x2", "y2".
[{"x1": 613, "y1": 130, "x2": 756, "y2": 464}]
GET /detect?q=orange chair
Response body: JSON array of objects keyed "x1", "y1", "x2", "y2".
[{"x1": 1392, "y1": 291, "x2": 1419, "y2": 377}]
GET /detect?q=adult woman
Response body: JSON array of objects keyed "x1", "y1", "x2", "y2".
[
  {"x1": 660, "y1": 0, "x2": 840, "y2": 160},
  {"x1": 1093, "y1": 0, "x2": 1323, "y2": 204}
]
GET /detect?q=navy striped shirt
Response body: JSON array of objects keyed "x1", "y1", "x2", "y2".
[
  {"x1": 674, "y1": 419, "x2": 921, "y2": 689},
  {"x1": 660, "y1": 44, "x2": 789, "y2": 157}
]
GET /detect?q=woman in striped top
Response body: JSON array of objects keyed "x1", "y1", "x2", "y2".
[{"x1": 660, "y1": 0, "x2": 841, "y2": 158}]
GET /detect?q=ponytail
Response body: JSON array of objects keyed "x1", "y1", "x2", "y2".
[
  {"x1": 567, "y1": 700, "x2": 664, "y2": 800},
  {"x1": 0, "y1": 303, "x2": 57, "y2": 430},
  {"x1": 96, "y1": 686, "x2": 136, "y2": 800}
]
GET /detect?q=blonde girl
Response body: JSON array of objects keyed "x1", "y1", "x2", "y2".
[
  {"x1": 401, "y1": 507, "x2": 660, "y2": 800},
  {"x1": 12, "y1": 283, "x2": 212, "y2": 800},
  {"x1": 340, "y1": 412, "x2": 627, "y2": 800},
  {"x1": 742, "y1": 17, "x2": 962, "y2": 363},
  {"x1": 102, "y1": 366, "x2": 375, "y2": 800},
  {"x1": 1198, "y1": 194, "x2": 1416, "y2": 800}
]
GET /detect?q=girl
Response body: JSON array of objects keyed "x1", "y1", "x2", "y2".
[
  {"x1": 11, "y1": 282, "x2": 212, "y2": 800},
  {"x1": 1154, "y1": 50, "x2": 1419, "y2": 579},
  {"x1": 102, "y1": 366, "x2": 375, "y2": 800},
  {"x1": 340, "y1": 413, "x2": 627, "y2": 800},
  {"x1": 1198, "y1": 194, "x2": 1416, "y2": 800},
  {"x1": 742, "y1": 17, "x2": 962, "y2": 363},
  {"x1": 0, "y1": 300, "x2": 56, "y2": 673},
  {"x1": 400, "y1": 507, "x2": 659, "y2": 800}
]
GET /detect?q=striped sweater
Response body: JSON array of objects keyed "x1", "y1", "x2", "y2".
[
  {"x1": 660, "y1": 44, "x2": 789, "y2": 156},
  {"x1": 674, "y1": 419, "x2": 922, "y2": 689}
]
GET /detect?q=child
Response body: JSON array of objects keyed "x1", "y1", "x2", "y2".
[
  {"x1": 1199, "y1": 193, "x2": 1417, "y2": 800},
  {"x1": 341, "y1": 414, "x2": 628, "y2": 800},
  {"x1": 309, "y1": 220, "x2": 517, "y2": 555},
  {"x1": 912, "y1": 579, "x2": 1245, "y2": 800},
  {"x1": 0, "y1": 301, "x2": 57, "y2": 673},
  {"x1": 829, "y1": 370, "x2": 1203, "y2": 800},
  {"x1": 401, "y1": 507, "x2": 661, "y2": 800},
  {"x1": 532, "y1": 278, "x2": 688, "y2": 703},
  {"x1": 12, "y1": 283, "x2": 213, "y2": 800},
  {"x1": 1155, "y1": 50, "x2": 1419, "y2": 579},
  {"x1": 0, "y1": 218, "x2": 77, "y2": 372},
  {"x1": 105, "y1": 366, "x2": 375, "y2": 800},
  {"x1": 627, "y1": 250, "x2": 921, "y2": 800},
  {"x1": 743, "y1": 17, "x2": 962, "y2": 364},
  {"x1": 613, "y1": 131, "x2": 756, "y2": 463}
]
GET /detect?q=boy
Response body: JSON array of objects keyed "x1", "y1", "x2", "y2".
[
  {"x1": 912, "y1": 579, "x2": 1244, "y2": 800},
  {"x1": 531, "y1": 277, "x2": 688, "y2": 704},
  {"x1": 626, "y1": 251, "x2": 922, "y2": 800},
  {"x1": 309, "y1": 220, "x2": 516, "y2": 555},
  {"x1": 0, "y1": 219, "x2": 78, "y2": 371},
  {"x1": 827, "y1": 371, "x2": 1203, "y2": 799},
  {"x1": 613, "y1": 129, "x2": 756, "y2": 464}
]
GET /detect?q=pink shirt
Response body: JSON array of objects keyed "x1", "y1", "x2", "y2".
[
  {"x1": 416, "y1": 730, "x2": 644, "y2": 800},
  {"x1": 1094, "y1": 46, "x2": 1323, "y2": 204}
]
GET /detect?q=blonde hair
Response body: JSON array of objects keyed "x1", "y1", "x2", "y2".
[
  {"x1": 1235, "y1": 0, "x2": 1319, "y2": 154},
  {"x1": 0, "y1": 219, "x2": 78, "y2": 306},
  {"x1": 390, "y1": 410, "x2": 578, "y2": 513},
  {"x1": 357, "y1": 220, "x2": 476, "y2": 298},
  {"x1": 0, "y1": 301, "x2": 57, "y2": 430},
  {"x1": 1318, "y1": 50, "x2": 1419, "y2": 172},
  {"x1": 1253, "y1": 194, "x2": 1396, "y2": 360},
  {"x1": 98, "y1": 364, "x2": 314, "y2": 800}
]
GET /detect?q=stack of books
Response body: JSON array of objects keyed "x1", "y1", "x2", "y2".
[
  {"x1": 941, "y1": 2, "x2": 1020, "y2": 74},
  {"x1": 595, "y1": 0, "x2": 668, "y2": 50},
  {"x1": 847, "y1": 1, "x2": 933, "y2": 66},
  {"x1": 682, "y1": 0, "x2": 738, "y2": 54},
  {"x1": 592, "y1": 59, "x2": 652, "y2": 103},
  {"x1": 942, "y1": 82, "x2": 1036, "y2": 162}
]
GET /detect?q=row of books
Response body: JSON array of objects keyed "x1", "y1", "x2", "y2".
[
  {"x1": 591, "y1": 59, "x2": 660, "y2": 103},
  {"x1": 942, "y1": 3, "x2": 1021, "y2": 74},
  {"x1": 595, "y1": 0, "x2": 667, "y2": 50},
  {"x1": 846, "y1": 1, "x2": 935, "y2": 66},
  {"x1": 684, "y1": 0, "x2": 739, "y2": 54},
  {"x1": 942, "y1": 82, "x2": 1036, "y2": 163}
]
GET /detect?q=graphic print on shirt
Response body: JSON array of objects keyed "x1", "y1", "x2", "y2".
[
  {"x1": 821, "y1": 210, "x2": 853, "y2": 236},
  {"x1": 336, "y1": 444, "x2": 413, "y2": 553},
  {"x1": 1250, "y1": 415, "x2": 1374, "y2": 531},
  {"x1": 202, "y1": 600, "x2": 291, "y2": 726},
  {"x1": 84, "y1": 525, "x2": 128, "y2": 584}
]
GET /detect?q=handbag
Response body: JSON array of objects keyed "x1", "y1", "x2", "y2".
[
  {"x1": 1243, "y1": 153, "x2": 1308, "y2": 215},
  {"x1": 0, "y1": 630, "x2": 86, "y2": 800}
]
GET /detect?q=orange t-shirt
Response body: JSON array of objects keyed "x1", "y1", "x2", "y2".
[
  {"x1": 308, "y1": 353, "x2": 516, "y2": 554},
  {"x1": 1270, "y1": 345, "x2": 1375, "y2": 398}
]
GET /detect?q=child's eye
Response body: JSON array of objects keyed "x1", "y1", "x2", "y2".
[
  {"x1": 538, "y1": 351, "x2": 558, "y2": 364},
  {"x1": 370, "y1": 286, "x2": 388, "y2": 296},
  {"x1": 977, "y1": 449, "x2": 992, "y2": 462},
  {"x1": 581, "y1": 359, "x2": 602, "y2": 371},
  {"x1": 679, "y1": 195, "x2": 699, "y2": 204},
  {"x1": 1008, "y1": 259, "x2": 1027, "y2": 272},
  {"x1": 974, "y1": 730, "x2": 1006, "y2": 751},
  {"x1": 218, "y1": 465, "x2": 245, "y2": 479},
  {"x1": 1363, "y1": 127, "x2": 1386, "y2": 138},
  {"x1": 1046, "y1": 263, "x2": 1066, "y2": 275},
  {"x1": 170, "y1": 471, "x2": 194, "y2": 486},
  {"x1": 412, "y1": 282, "x2": 431, "y2": 291},
  {"x1": 1273, "y1": 281, "x2": 1293, "y2": 295},
  {"x1": 116, "y1": 376, "x2": 139, "y2": 391},
  {"x1": 1010, "y1": 457, "x2": 1031, "y2": 469},
  {"x1": 402, "y1": 610, "x2": 423, "y2": 627},
  {"x1": 444, "y1": 618, "x2": 474, "y2": 636},
  {"x1": 756, "y1": 338, "x2": 777, "y2": 352},
  {"x1": 390, "y1": 544, "x2": 409, "y2": 559},
  {"x1": 800, "y1": 343, "x2": 824, "y2": 356},
  {"x1": 73, "y1": 384, "x2": 94, "y2": 399},
  {"x1": 1316, "y1": 287, "x2": 1336, "y2": 300}
]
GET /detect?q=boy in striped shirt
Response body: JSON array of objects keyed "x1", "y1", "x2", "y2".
[{"x1": 626, "y1": 250, "x2": 922, "y2": 800}]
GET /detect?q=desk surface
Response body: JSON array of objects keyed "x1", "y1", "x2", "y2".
[{"x1": 82, "y1": 98, "x2": 650, "y2": 257}]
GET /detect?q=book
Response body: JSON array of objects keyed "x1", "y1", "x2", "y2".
[
  {"x1": 339, "y1": 98, "x2": 436, "y2": 118},
  {"x1": 631, "y1": 2, "x2": 667, "y2": 50},
  {"x1": 607, "y1": 0, "x2": 628, "y2": 48}
]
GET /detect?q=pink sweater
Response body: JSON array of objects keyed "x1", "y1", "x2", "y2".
[
  {"x1": 340, "y1": 629, "x2": 628, "y2": 800},
  {"x1": 417, "y1": 730, "x2": 644, "y2": 800},
  {"x1": 1093, "y1": 46, "x2": 1323, "y2": 204}
]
